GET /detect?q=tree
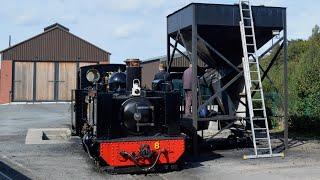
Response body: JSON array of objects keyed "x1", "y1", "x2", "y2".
[
  {"x1": 261, "y1": 24, "x2": 320, "y2": 134},
  {"x1": 312, "y1": 24, "x2": 320, "y2": 37}
]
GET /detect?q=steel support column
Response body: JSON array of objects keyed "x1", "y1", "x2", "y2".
[
  {"x1": 283, "y1": 9, "x2": 289, "y2": 152},
  {"x1": 191, "y1": 5, "x2": 198, "y2": 155},
  {"x1": 166, "y1": 20, "x2": 170, "y2": 70}
]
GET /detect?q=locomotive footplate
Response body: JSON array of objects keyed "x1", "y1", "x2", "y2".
[{"x1": 99, "y1": 136, "x2": 185, "y2": 172}]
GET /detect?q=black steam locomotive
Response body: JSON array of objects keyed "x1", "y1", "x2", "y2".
[{"x1": 71, "y1": 59, "x2": 185, "y2": 173}]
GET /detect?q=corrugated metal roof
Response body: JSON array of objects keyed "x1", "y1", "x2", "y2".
[
  {"x1": 44, "y1": 23, "x2": 69, "y2": 32},
  {"x1": 142, "y1": 53, "x2": 206, "y2": 67},
  {"x1": 1, "y1": 23, "x2": 110, "y2": 62}
]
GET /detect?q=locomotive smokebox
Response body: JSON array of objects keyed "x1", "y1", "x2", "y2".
[{"x1": 125, "y1": 59, "x2": 142, "y2": 91}]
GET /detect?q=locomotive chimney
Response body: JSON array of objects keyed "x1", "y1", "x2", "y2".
[{"x1": 124, "y1": 58, "x2": 141, "y2": 91}]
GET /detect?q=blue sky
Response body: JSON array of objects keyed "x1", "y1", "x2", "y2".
[{"x1": 0, "y1": 0, "x2": 319, "y2": 63}]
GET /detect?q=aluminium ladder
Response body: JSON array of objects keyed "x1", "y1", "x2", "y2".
[{"x1": 238, "y1": 0, "x2": 284, "y2": 159}]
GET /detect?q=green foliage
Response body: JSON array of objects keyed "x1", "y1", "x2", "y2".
[
  {"x1": 312, "y1": 25, "x2": 320, "y2": 37},
  {"x1": 261, "y1": 25, "x2": 320, "y2": 133},
  {"x1": 290, "y1": 115, "x2": 320, "y2": 136},
  {"x1": 293, "y1": 33, "x2": 320, "y2": 117}
]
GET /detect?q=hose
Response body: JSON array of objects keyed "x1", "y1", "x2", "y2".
[
  {"x1": 82, "y1": 133, "x2": 94, "y2": 160},
  {"x1": 120, "y1": 150, "x2": 164, "y2": 172}
]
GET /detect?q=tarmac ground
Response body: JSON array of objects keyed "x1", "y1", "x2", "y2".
[{"x1": 0, "y1": 104, "x2": 319, "y2": 180}]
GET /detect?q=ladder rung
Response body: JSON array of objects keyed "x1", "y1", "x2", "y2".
[
  {"x1": 243, "y1": 153, "x2": 285, "y2": 159},
  {"x1": 246, "y1": 35, "x2": 254, "y2": 37},
  {"x1": 252, "y1": 99, "x2": 263, "y2": 101},
  {"x1": 244, "y1": 26, "x2": 252, "y2": 28},
  {"x1": 250, "y1": 71, "x2": 259, "y2": 73},
  {"x1": 243, "y1": 17, "x2": 251, "y2": 20},
  {"x1": 242, "y1": 9, "x2": 250, "y2": 11},
  {"x1": 253, "y1": 108, "x2": 264, "y2": 111},
  {"x1": 254, "y1": 128, "x2": 267, "y2": 130},
  {"x1": 247, "y1": 44, "x2": 255, "y2": 46},
  {"x1": 255, "y1": 138, "x2": 269, "y2": 140},
  {"x1": 251, "y1": 89, "x2": 261, "y2": 92},
  {"x1": 256, "y1": 148, "x2": 270, "y2": 150},
  {"x1": 253, "y1": 118, "x2": 267, "y2": 120}
]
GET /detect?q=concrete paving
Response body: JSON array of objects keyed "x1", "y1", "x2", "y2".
[
  {"x1": 25, "y1": 128, "x2": 71, "y2": 144},
  {"x1": 0, "y1": 104, "x2": 319, "y2": 180}
]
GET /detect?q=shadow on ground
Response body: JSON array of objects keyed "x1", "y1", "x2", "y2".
[
  {"x1": 0, "y1": 161, "x2": 31, "y2": 180},
  {"x1": 180, "y1": 137, "x2": 252, "y2": 170}
]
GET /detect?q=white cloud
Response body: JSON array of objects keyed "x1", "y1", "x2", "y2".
[
  {"x1": 14, "y1": 14, "x2": 39, "y2": 26},
  {"x1": 113, "y1": 21, "x2": 145, "y2": 39}
]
